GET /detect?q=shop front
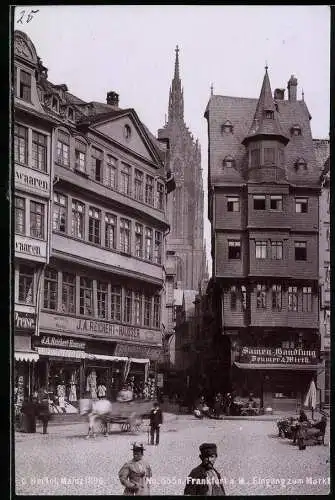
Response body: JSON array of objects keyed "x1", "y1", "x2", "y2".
[
  {"x1": 233, "y1": 346, "x2": 322, "y2": 411},
  {"x1": 115, "y1": 343, "x2": 162, "y2": 400},
  {"x1": 14, "y1": 311, "x2": 39, "y2": 417},
  {"x1": 35, "y1": 313, "x2": 163, "y2": 411}
]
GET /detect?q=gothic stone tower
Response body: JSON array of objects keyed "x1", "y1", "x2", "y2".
[{"x1": 158, "y1": 46, "x2": 207, "y2": 290}]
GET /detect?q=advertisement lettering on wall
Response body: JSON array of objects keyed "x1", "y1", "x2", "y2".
[
  {"x1": 40, "y1": 313, "x2": 161, "y2": 345},
  {"x1": 15, "y1": 311, "x2": 36, "y2": 331},
  {"x1": 239, "y1": 346, "x2": 319, "y2": 365}
]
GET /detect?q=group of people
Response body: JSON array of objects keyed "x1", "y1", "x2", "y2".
[
  {"x1": 118, "y1": 441, "x2": 226, "y2": 496},
  {"x1": 17, "y1": 388, "x2": 51, "y2": 434},
  {"x1": 194, "y1": 392, "x2": 259, "y2": 418}
]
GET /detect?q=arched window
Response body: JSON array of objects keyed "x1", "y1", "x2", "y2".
[
  {"x1": 221, "y1": 120, "x2": 233, "y2": 134},
  {"x1": 124, "y1": 124, "x2": 131, "y2": 140},
  {"x1": 264, "y1": 110, "x2": 274, "y2": 119},
  {"x1": 223, "y1": 155, "x2": 235, "y2": 169},
  {"x1": 291, "y1": 124, "x2": 302, "y2": 136},
  {"x1": 295, "y1": 158, "x2": 307, "y2": 170}
]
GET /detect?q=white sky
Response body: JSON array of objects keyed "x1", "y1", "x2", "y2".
[{"x1": 13, "y1": 5, "x2": 330, "y2": 274}]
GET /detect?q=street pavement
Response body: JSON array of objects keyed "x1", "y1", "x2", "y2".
[{"x1": 14, "y1": 415, "x2": 330, "y2": 496}]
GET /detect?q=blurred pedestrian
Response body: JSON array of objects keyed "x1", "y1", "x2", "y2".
[
  {"x1": 118, "y1": 442, "x2": 152, "y2": 495},
  {"x1": 38, "y1": 387, "x2": 51, "y2": 434},
  {"x1": 184, "y1": 443, "x2": 226, "y2": 496},
  {"x1": 149, "y1": 401, "x2": 163, "y2": 445},
  {"x1": 21, "y1": 395, "x2": 38, "y2": 433}
]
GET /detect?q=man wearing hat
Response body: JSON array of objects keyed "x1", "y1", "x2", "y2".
[
  {"x1": 149, "y1": 401, "x2": 163, "y2": 445},
  {"x1": 119, "y1": 442, "x2": 152, "y2": 495},
  {"x1": 184, "y1": 443, "x2": 226, "y2": 496}
]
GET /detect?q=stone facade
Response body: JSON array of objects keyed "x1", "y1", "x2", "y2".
[{"x1": 158, "y1": 47, "x2": 207, "y2": 290}]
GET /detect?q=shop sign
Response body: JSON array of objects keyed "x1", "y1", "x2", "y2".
[
  {"x1": 115, "y1": 343, "x2": 162, "y2": 361},
  {"x1": 239, "y1": 346, "x2": 319, "y2": 365},
  {"x1": 39, "y1": 313, "x2": 161, "y2": 344},
  {"x1": 15, "y1": 235, "x2": 46, "y2": 260},
  {"x1": 15, "y1": 165, "x2": 49, "y2": 195},
  {"x1": 38, "y1": 335, "x2": 86, "y2": 350},
  {"x1": 15, "y1": 311, "x2": 36, "y2": 330}
]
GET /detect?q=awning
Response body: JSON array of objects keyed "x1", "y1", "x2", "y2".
[
  {"x1": 85, "y1": 354, "x2": 128, "y2": 362},
  {"x1": 129, "y1": 358, "x2": 150, "y2": 364},
  {"x1": 15, "y1": 351, "x2": 39, "y2": 362},
  {"x1": 234, "y1": 362, "x2": 323, "y2": 371},
  {"x1": 37, "y1": 347, "x2": 86, "y2": 359}
]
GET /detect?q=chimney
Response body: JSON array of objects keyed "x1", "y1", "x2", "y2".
[
  {"x1": 287, "y1": 75, "x2": 298, "y2": 101},
  {"x1": 274, "y1": 88, "x2": 285, "y2": 100},
  {"x1": 106, "y1": 91, "x2": 119, "y2": 107}
]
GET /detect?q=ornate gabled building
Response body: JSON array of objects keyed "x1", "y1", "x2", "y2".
[
  {"x1": 205, "y1": 68, "x2": 322, "y2": 411},
  {"x1": 13, "y1": 30, "x2": 175, "y2": 410},
  {"x1": 158, "y1": 46, "x2": 207, "y2": 291}
]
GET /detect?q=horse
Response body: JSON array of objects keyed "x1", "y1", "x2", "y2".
[{"x1": 79, "y1": 398, "x2": 113, "y2": 438}]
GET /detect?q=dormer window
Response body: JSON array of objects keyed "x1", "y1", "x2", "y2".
[
  {"x1": 19, "y1": 70, "x2": 32, "y2": 102},
  {"x1": 221, "y1": 120, "x2": 233, "y2": 134},
  {"x1": 295, "y1": 158, "x2": 307, "y2": 170},
  {"x1": 291, "y1": 125, "x2": 302, "y2": 136},
  {"x1": 223, "y1": 155, "x2": 235, "y2": 168},
  {"x1": 68, "y1": 107, "x2": 74, "y2": 121},
  {"x1": 264, "y1": 110, "x2": 274, "y2": 119},
  {"x1": 52, "y1": 96, "x2": 59, "y2": 112}
]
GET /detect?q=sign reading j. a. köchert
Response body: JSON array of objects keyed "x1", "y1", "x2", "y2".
[
  {"x1": 239, "y1": 346, "x2": 319, "y2": 365},
  {"x1": 39, "y1": 313, "x2": 161, "y2": 344},
  {"x1": 15, "y1": 311, "x2": 36, "y2": 330},
  {"x1": 37, "y1": 335, "x2": 86, "y2": 350}
]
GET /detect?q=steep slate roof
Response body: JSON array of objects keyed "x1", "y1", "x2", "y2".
[
  {"x1": 243, "y1": 68, "x2": 289, "y2": 144},
  {"x1": 206, "y1": 88, "x2": 319, "y2": 184}
]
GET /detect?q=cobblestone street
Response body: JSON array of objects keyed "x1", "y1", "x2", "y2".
[{"x1": 15, "y1": 415, "x2": 330, "y2": 496}]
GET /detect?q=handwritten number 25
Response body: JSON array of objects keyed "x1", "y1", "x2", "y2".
[{"x1": 17, "y1": 9, "x2": 39, "y2": 24}]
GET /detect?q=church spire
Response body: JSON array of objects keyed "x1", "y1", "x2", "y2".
[{"x1": 168, "y1": 45, "x2": 184, "y2": 122}]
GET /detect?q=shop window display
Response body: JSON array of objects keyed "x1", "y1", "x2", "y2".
[{"x1": 48, "y1": 365, "x2": 79, "y2": 413}]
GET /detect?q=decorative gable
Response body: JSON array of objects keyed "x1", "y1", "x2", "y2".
[
  {"x1": 14, "y1": 31, "x2": 38, "y2": 65},
  {"x1": 94, "y1": 114, "x2": 160, "y2": 165}
]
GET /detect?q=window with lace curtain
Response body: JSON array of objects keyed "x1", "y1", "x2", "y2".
[
  {"x1": 79, "y1": 277, "x2": 93, "y2": 316},
  {"x1": 18, "y1": 265, "x2": 34, "y2": 304},
  {"x1": 30, "y1": 201, "x2": 44, "y2": 239},
  {"x1": 111, "y1": 286, "x2": 121, "y2": 321},
  {"x1": 15, "y1": 196, "x2": 25, "y2": 234},
  {"x1": 43, "y1": 269, "x2": 58, "y2": 310},
  {"x1": 71, "y1": 200, "x2": 85, "y2": 239},
  {"x1": 62, "y1": 272, "x2": 76, "y2": 314}
]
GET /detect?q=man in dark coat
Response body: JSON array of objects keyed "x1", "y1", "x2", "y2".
[
  {"x1": 38, "y1": 387, "x2": 51, "y2": 434},
  {"x1": 21, "y1": 396, "x2": 38, "y2": 433},
  {"x1": 149, "y1": 402, "x2": 163, "y2": 445},
  {"x1": 184, "y1": 443, "x2": 226, "y2": 496}
]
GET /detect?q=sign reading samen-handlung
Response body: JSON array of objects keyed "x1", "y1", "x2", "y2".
[{"x1": 239, "y1": 346, "x2": 319, "y2": 365}]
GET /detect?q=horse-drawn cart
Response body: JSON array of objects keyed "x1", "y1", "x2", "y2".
[{"x1": 79, "y1": 398, "x2": 153, "y2": 437}]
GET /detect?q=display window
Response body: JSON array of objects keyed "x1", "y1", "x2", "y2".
[{"x1": 48, "y1": 361, "x2": 80, "y2": 413}]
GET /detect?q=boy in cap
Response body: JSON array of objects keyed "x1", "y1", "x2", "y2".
[
  {"x1": 149, "y1": 401, "x2": 163, "y2": 445},
  {"x1": 184, "y1": 443, "x2": 226, "y2": 496},
  {"x1": 119, "y1": 442, "x2": 152, "y2": 495}
]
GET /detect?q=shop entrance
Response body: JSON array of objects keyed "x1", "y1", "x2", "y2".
[{"x1": 47, "y1": 360, "x2": 81, "y2": 413}]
